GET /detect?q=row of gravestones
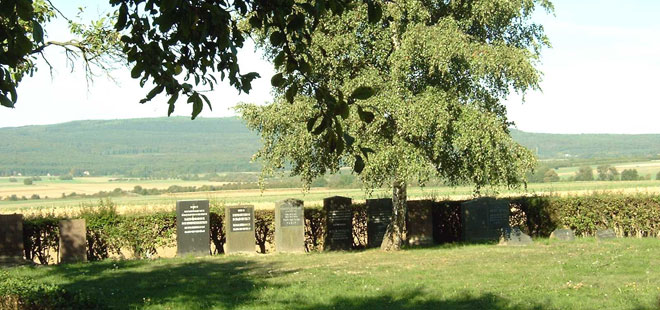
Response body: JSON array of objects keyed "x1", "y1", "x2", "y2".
[
  {"x1": 0, "y1": 214, "x2": 87, "y2": 265},
  {"x1": 1, "y1": 196, "x2": 622, "y2": 264}
]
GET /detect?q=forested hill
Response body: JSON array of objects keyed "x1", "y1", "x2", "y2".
[
  {"x1": 509, "y1": 129, "x2": 660, "y2": 159},
  {"x1": 2, "y1": 117, "x2": 660, "y2": 177}
]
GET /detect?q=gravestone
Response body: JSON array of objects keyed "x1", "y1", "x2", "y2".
[
  {"x1": 225, "y1": 205, "x2": 255, "y2": 254},
  {"x1": 0, "y1": 214, "x2": 24, "y2": 264},
  {"x1": 461, "y1": 197, "x2": 510, "y2": 242},
  {"x1": 275, "y1": 199, "x2": 305, "y2": 253},
  {"x1": 499, "y1": 227, "x2": 533, "y2": 246},
  {"x1": 59, "y1": 219, "x2": 87, "y2": 263},
  {"x1": 324, "y1": 196, "x2": 353, "y2": 251},
  {"x1": 176, "y1": 200, "x2": 210, "y2": 256},
  {"x1": 550, "y1": 228, "x2": 575, "y2": 241},
  {"x1": 596, "y1": 228, "x2": 616, "y2": 240},
  {"x1": 366, "y1": 198, "x2": 392, "y2": 248},
  {"x1": 407, "y1": 200, "x2": 434, "y2": 246}
]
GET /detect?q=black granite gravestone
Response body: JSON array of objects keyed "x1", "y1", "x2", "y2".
[
  {"x1": 461, "y1": 197, "x2": 510, "y2": 242},
  {"x1": 225, "y1": 205, "x2": 256, "y2": 254},
  {"x1": 176, "y1": 200, "x2": 210, "y2": 256},
  {"x1": 324, "y1": 196, "x2": 353, "y2": 251},
  {"x1": 407, "y1": 200, "x2": 434, "y2": 246},
  {"x1": 275, "y1": 199, "x2": 305, "y2": 253},
  {"x1": 0, "y1": 214, "x2": 24, "y2": 264},
  {"x1": 367, "y1": 198, "x2": 392, "y2": 248},
  {"x1": 550, "y1": 228, "x2": 575, "y2": 241}
]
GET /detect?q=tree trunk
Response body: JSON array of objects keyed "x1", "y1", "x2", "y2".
[{"x1": 380, "y1": 180, "x2": 407, "y2": 251}]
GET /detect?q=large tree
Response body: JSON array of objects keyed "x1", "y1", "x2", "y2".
[
  {"x1": 1, "y1": 0, "x2": 382, "y2": 120},
  {"x1": 240, "y1": 0, "x2": 552, "y2": 250}
]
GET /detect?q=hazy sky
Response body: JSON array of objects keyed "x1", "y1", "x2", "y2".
[{"x1": 1, "y1": 0, "x2": 659, "y2": 134}]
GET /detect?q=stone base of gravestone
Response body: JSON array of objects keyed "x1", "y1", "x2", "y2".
[
  {"x1": 0, "y1": 214, "x2": 25, "y2": 265},
  {"x1": 59, "y1": 219, "x2": 87, "y2": 264},
  {"x1": 407, "y1": 200, "x2": 434, "y2": 246},
  {"x1": 499, "y1": 227, "x2": 533, "y2": 246},
  {"x1": 275, "y1": 199, "x2": 305, "y2": 253},
  {"x1": 367, "y1": 198, "x2": 392, "y2": 248},
  {"x1": 225, "y1": 205, "x2": 256, "y2": 254},
  {"x1": 461, "y1": 197, "x2": 510, "y2": 242},
  {"x1": 596, "y1": 229, "x2": 616, "y2": 240},
  {"x1": 324, "y1": 196, "x2": 353, "y2": 251},
  {"x1": 176, "y1": 200, "x2": 211, "y2": 256},
  {"x1": 550, "y1": 228, "x2": 575, "y2": 241}
]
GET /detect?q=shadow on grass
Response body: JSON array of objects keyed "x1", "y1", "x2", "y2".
[
  {"x1": 37, "y1": 258, "x2": 297, "y2": 309},
  {"x1": 294, "y1": 289, "x2": 549, "y2": 310}
]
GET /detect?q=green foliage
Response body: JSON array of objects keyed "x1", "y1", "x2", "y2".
[
  {"x1": 574, "y1": 166, "x2": 594, "y2": 181},
  {"x1": 57, "y1": 175, "x2": 73, "y2": 181},
  {"x1": 8, "y1": 177, "x2": 17, "y2": 182},
  {"x1": 656, "y1": 171, "x2": 660, "y2": 180},
  {"x1": 22, "y1": 178, "x2": 32, "y2": 185},
  {"x1": 22, "y1": 215, "x2": 59, "y2": 264},
  {"x1": 0, "y1": 272, "x2": 105, "y2": 310},
  {"x1": 543, "y1": 169, "x2": 560, "y2": 183},
  {"x1": 621, "y1": 169, "x2": 640, "y2": 181},
  {"x1": 241, "y1": 0, "x2": 550, "y2": 189}
]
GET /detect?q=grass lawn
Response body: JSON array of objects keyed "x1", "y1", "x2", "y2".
[{"x1": 5, "y1": 238, "x2": 660, "y2": 310}]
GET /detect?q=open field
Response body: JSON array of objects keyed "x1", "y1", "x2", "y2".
[
  {"x1": 5, "y1": 238, "x2": 660, "y2": 309},
  {"x1": 555, "y1": 160, "x2": 660, "y2": 179},
  {"x1": 3, "y1": 180, "x2": 660, "y2": 216}
]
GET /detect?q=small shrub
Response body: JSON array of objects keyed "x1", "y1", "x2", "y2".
[
  {"x1": 58, "y1": 175, "x2": 73, "y2": 181},
  {"x1": 22, "y1": 179, "x2": 33, "y2": 185},
  {"x1": 8, "y1": 177, "x2": 17, "y2": 183},
  {"x1": 621, "y1": 169, "x2": 639, "y2": 181}
]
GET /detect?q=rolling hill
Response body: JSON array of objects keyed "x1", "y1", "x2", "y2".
[{"x1": 2, "y1": 117, "x2": 660, "y2": 176}]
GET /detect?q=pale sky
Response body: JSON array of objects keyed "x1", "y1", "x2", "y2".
[{"x1": 1, "y1": 0, "x2": 659, "y2": 134}]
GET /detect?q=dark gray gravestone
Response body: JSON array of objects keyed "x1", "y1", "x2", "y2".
[
  {"x1": 275, "y1": 199, "x2": 305, "y2": 253},
  {"x1": 324, "y1": 196, "x2": 353, "y2": 251},
  {"x1": 407, "y1": 200, "x2": 434, "y2": 246},
  {"x1": 0, "y1": 214, "x2": 24, "y2": 264},
  {"x1": 59, "y1": 219, "x2": 87, "y2": 263},
  {"x1": 176, "y1": 200, "x2": 210, "y2": 256},
  {"x1": 550, "y1": 229, "x2": 575, "y2": 241},
  {"x1": 499, "y1": 227, "x2": 533, "y2": 246},
  {"x1": 225, "y1": 205, "x2": 256, "y2": 254},
  {"x1": 461, "y1": 197, "x2": 510, "y2": 242},
  {"x1": 366, "y1": 198, "x2": 392, "y2": 248},
  {"x1": 596, "y1": 229, "x2": 616, "y2": 240}
]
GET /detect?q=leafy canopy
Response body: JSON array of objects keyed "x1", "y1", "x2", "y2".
[{"x1": 240, "y1": 0, "x2": 553, "y2": 190}]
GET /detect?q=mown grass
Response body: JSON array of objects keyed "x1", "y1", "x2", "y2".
[{"x1": 5, "y1": 238, "x2": 660, "y2": 310}]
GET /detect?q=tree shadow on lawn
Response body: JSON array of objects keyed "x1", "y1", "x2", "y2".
[{"x1": 37, "y1": 258, "x2": 298, "y2": 309}]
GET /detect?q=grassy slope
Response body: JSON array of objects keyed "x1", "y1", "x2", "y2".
[{"x1": 6, "y1": 238, "x2": 660, "y2": 310}]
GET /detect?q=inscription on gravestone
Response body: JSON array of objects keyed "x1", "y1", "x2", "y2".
[
  {"x1": 324, "y1": 196, "x2": 353, "y2": 251},
  {"x1": 176, "y1": 200, "x2": 210, "y2": 256},
  {"x1": 0, "y1": 214, "x2": 24, "y2": 264},
  {"x1": 461, "y1": 197, "x2": 510, "y2": 242},
  {"x1": 225, "y1": 205, "x2": 255, "y2": 254},
  {"x1": 59, "y1": 219, "x2": 87, "y2": 263},
  {"x1": 367, "y1": 199, "x2": 392, "y2": 248},
  {"x1": 275, "y1": 199, "x2": 305, "y2": 253},
  {"x1": 407, "y1": 200, "x2": 434, "y2": 246}
]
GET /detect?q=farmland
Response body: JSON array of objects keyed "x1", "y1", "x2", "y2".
[{"x1": 2, "y1": 175, "x2": 660, "y2": 216}]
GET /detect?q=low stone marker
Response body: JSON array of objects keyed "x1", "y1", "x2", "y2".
[
  {"x1": 59, "y1": 219, "x2": 87, "y2": 263},
  {"x1": 499, "y1": 227, "x2": 533, "y2": 246},
  {"x1": 367, "y1": 198, "x2": 392, "y2": 248},
  {"x1": 407, "y1": 200, "x2": 434, "y2": 246},
  {"x1": 275, "y1": 199, "x2": 305, "y2": 253},
  {"x1": 176, "y1": 200, "x2": 210, "y2": 256},
  {"x1": 461, "y1": 197, "x2": 510, "y2": 242},
  {"x1": 225, "y1": 205, "x2": 256, "y2": 254},
  {"x1": 0, "y1": 214, "x2": 24, "y2": 264},
  {"x1": 596, "y1": 228, "x2": 616, "y2": 240},
  {"x1": 550, "y1": 228, "x2": 575, "y2": 241},
  {"x1": 324, "y1": 196, "x2": 353, "y2": 251}
]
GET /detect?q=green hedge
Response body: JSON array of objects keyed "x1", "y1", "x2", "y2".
[
  {"x1": 19, "y1": 194, "x2": 660, "y2": 265},
  {"x1": 0, "y1": 272, "x2": 105, "y2": 310}
]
